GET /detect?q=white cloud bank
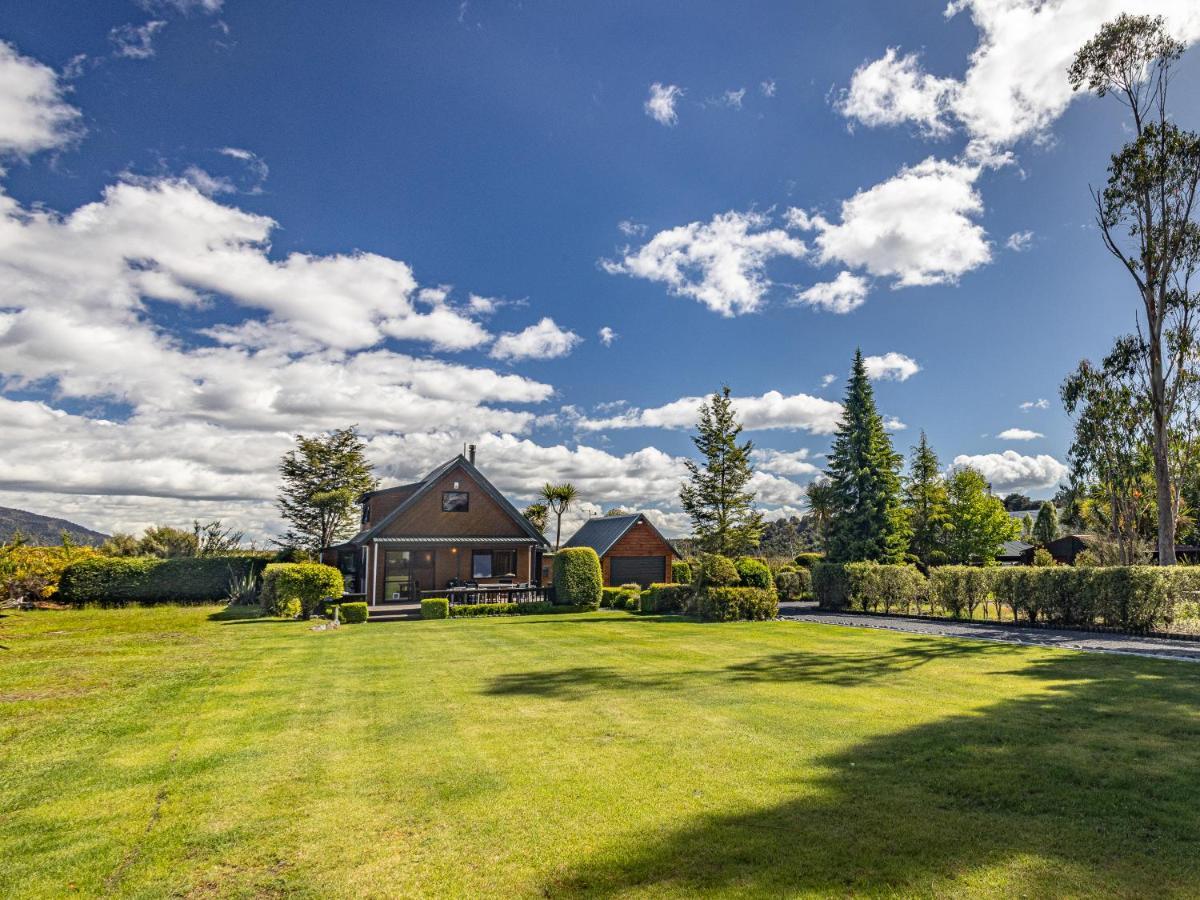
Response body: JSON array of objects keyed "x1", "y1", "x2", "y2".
[
  {"x1": 953, "y1": 450, "x2": 1068, "y2": 492},
  {"x1": 578, "y1": 389, "x2": 844, "y2": 435}
]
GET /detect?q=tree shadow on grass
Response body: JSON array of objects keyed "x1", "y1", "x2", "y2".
[
  {"x1": 483, "y1": 639, "x2": 1011, "y2": 699},
  {"x1": 207, "y1": 605, "x2": 285, "y2": 624},
  {"x1": 548, "y1": 653, "x2": 1200, "y2": 896}
]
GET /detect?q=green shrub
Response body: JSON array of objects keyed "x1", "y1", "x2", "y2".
[
  {"x1": 600, "y1": 586, "x2": 624, "y2": 608},
  {"x1": 618, "y1": 583, "x2": 642, "y2": 612},
  {"x1": 552, "y1": 547, "x2": 603, "y2": 609},
  {"x1": 58, "y1": 556, "x2": 267, "y2": 607},
  {"x1": 698, "y1": 553, "x2": 740, "y2": 587},
  {"x1": 693, "y1": 586, "x2": 778, "y2": 621},
  {"x1": 260, "y1": 562, "x2": 343, "y2": 618},
  {"x1": 793, "y1": 552, "x2": 823, "y2": 569},
  {"x1": 421, "y1": 597, "x2": 449, "y2": 619},
  {"x1": 773, "y1": 566, "x2": 813, "y2": 601},
  {"x1": 672, "y1": 559, "x2": 692, "y2": 583},
  {"x1": 734, "y1": 557, "x2": 773, "y2": 589},
  {"x1": 812, "y1": 562, "x2": 850, "y2": 609},
  {"x1": 1031, "y1": 548, "x2": 1056, "y2": 567},
  {"x1": 338, "y1": 601, "x2": 368, "y2": 624},
  {"x1": 641, "y1": 582, "x2": 691, "y2": 614}
]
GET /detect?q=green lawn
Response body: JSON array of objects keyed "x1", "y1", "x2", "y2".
[{"x1": 2, "y1": 607, "x2": 1200, "y2": 898}]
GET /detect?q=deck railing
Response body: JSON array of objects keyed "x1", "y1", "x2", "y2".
[{"x1": 421, "y1": 585, "x2": 554, "y2": 605}]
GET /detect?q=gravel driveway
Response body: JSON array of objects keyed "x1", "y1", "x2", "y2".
[{"x1": 780, "y1": 606, "x2": 1200, "y2": 662}]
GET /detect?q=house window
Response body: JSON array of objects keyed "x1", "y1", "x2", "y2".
[
  {"x1": 472, "y1": 549, "x2": 517, "y2": 579},
  {"x1": 442, "y1": 491, "x2": 469, "y2": 513},
  {"x1": 361, "y1": 502, "x2": 371, "y2": 525},
  {"x1": 383, "y1": 550, "x2": 412, "y2": 601}
]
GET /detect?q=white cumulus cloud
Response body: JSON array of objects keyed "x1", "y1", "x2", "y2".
[
  {"x1": 952, "y1": 450, "x2": 1068, "y2": 492},
  {"x1": 863, "y1": 352, "x2": 921, "y2": 382},
  {"x1": 794, "y1": 271, "x2": 870, "y2": 313},
  {"x1": 601, "y1": 210, "x2": 807, "y2": 316},
  {"x1": 998, "y1": 427, "x2": 1043, "y2": 440},
  {"x1": 0, "y1": 40, "x2": 82, "y2": 157},
  {"x1": 578, "y1": 389, "x2": 844, "y2": 435},
  {"x1": 838, "y1": 47, "x2": 959, "y2": 138},
  {"x1": 490, "y1": 317, "x2": 581, "y2": 361}
]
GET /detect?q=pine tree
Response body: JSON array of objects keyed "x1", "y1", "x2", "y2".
[
  {"x1": 903, "y1": 431, "x2": 950, "y2": 565},
  {"x1": 825, "y1": 351, "x2": 911, "y2": 563},
  {"x1": 680, "y1": 386, "x2": 764, "y2": 555},
  {"x1": 1033, "y1": 501, "x2": 1059, "y2": 546}
]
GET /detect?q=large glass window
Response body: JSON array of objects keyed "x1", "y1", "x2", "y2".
[
  {"x1": 442, "y1": 491, "x2": 469, "y2": 512},
  {"x1": 472, "y1": 550, "x2": 518, "y2": 579},
  {"x1": 383, "y1": 550, "x2": 412, "y2": 601}
]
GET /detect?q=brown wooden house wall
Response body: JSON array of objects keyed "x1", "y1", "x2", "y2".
[{"x1": 374, "y1": 466, "x2": 527, "y2": 538}]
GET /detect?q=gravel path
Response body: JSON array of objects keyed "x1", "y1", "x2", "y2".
[{"x1": 780, "y1": 607, "x2": 1200, "y2": 662}]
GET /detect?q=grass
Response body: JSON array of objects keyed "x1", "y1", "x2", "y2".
[{"x1": 2, "y1": 606, "x2": 1200, "y2": 898}]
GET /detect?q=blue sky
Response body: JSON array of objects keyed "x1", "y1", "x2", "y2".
[{"x1": 1, "y1": 0, "x2": 1198, "y2": 538}]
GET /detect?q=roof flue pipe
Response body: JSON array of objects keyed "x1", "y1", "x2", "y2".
[{"x1": 468, "y1": 444, "x2": 476, "y2": 465}]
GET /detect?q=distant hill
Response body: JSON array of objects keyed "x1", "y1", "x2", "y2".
[{"x1": 0, "y1": 506, "x2": 110, "y2": 547}]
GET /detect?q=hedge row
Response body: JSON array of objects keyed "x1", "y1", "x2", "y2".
[
  {"x1": 601, "y1": 584, "x2": 641, "y2": 610},
  {"x1": 58, "y1": 556, "x2": 267, "y2": 606},
  {"x1": 774, "y1": 566, "x2": 813, "y2": 601},
  {"x1": 447, "y1": 601, "x2": 593, "y2": 618},
  {"x1": 812, "y1": 561, "x2": 1200, "y2": 631},
  {"x1": 692, "y1": 586, "x2": 778, "y2": 622},
  {"x1": 641, "y1": 583, "x2": 690, "y2": 614}
]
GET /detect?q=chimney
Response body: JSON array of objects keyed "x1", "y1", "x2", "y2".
[{"x1": 467, "y1": 444, "x2": 476, "y2": 465}]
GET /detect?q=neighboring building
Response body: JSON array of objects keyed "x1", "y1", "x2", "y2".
[
  {"x1": 1042, "y1": 534, "x2": 1095, "y2": 565},
  {"x1": 562, "y1": 513, "x2": 679, "y2": 588},
  {"x1": 997, "y1": 540, "x2": 1034, "y2": 566},
  {"x1": 321, "y1": 450, "x2": 549, "y2": 605}
]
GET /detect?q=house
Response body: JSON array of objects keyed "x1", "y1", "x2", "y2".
[
  {"x1": 996, "y1": 540, "x2": 1034, "y2": 566},
  {"x1": 562, "y1": 512, "x2": 679, "y2": 588},
  {"x1": 321, "y1": 449, "x2": 550, "y2": 606},
  {"x1": 1042, "y1": 534, "x2": 1094, "y2": 565}
]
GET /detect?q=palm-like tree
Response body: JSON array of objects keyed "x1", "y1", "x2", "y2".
[
  {"x1": 804, "y1": 477, "x2": 835, "y2": 551},
  {"x1": 541, "y1": 482, "x2": 578, "y2": 551}
]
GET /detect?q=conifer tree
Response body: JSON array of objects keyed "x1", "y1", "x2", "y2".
[
  {"x1": 1033, "y1": 501, "x2": 1060, "y2": 546},
  {"x1": 903, "y1": 431, "x2": 950, "y2": 565},
  {"x1": 825, "y1": 351, "x2": 910, "y2": 563},
  {"x1": 680, "y1": 387, "x2": 764, "y2": 555},
  {"x1": 278, "y1": 426, "x2": 378, "y2": 553}
]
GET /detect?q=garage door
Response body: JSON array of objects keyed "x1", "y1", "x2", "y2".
[{"x1": 610, "y1": 556, "x2": 665, "y2": 588}]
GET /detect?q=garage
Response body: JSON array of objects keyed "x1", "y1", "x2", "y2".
[
  {"x1": 561, "y1": 512, "x2": 680, "y2": 587},
  {"x1": 610, "y1": 555, "x2": 666, "y2": 588}
]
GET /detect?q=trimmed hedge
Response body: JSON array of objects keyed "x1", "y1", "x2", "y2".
[
  {"x1": 641, "y1": 582, "x2": 691, "y2": 614},
  {"x1": 260, "y1": 563, "x2": 343, "y2": 618},
  {"x1": 672, "y1": 559, "x2": 693, "y2": 583},
  {"x1": 693, "y1": 586, "x2": 778, "y2": 622},
  {"x1": 812, "y1": 562, "x2": 851, "y2": 610},
  {"x1": 735, "y1": 557, "x2": 773, "y2": 589},
  {"x1": 552, "y1": 547, "x2": 603, "y2": 609},
  {"x1": 449, "y1": 601, "x2": 592, "y2": 618},
  {"x1": 601, "y1": 585, "x2": 641, "y2": 610},
  {"x1": 774, "y1": 566, "x2": 813, "y2": 601},
  {"x1": 337, "y1": 601, "x2": 369, "y2": 624},
  {"x1": 929, "y1": 566, "x2": 993, "y2": 619},
  {"x1": 58, "y1": 556, "x2": 267, "y2": 607},
  {"x1": 421, "y1": 597, "x2": 449, "y2": 619},
  {"x1": 600, "y1": 586, "x2": 624, "y2": 608},
  {"x1": 793, "y1": 552, "x2": 823, "y2": 569}
]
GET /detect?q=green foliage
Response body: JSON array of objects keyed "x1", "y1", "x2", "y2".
[
  {"x1": 137, "y1": 525, "x2": 199, "y2": 558},
  {"x1": 338, "y1": 601, "x2": 368, "y2": 624},
  {"x1": 734, "y1": 556, "x2": 772, "y2": 589},
  {"x1": 1031, "y1": 548, "x2": 1056, "y2": 567},
  {"x1": 793, "y1": 552, "x2": 823, "y2": 569},
  {"x1": 1033, "y1": 502, "x2": 1059, "y2": 546},
  {"x1": 671, "y1": 559, "x2": 692, "y2": 583},
  {"x1": 540, "y1": 483, "x2": 579, "y2": 551},
  {"x1": 903, "y1": 432, "x2": 951, "y2": 566},
  {"x1": 641, "y1": 583, "x2": 691, "y2": 614},
  {"x1": 679, "y1": 386, "x2": 764, "y2": 556},
  {"x1": 1, "y1": 538, "x2": 100, "y2": 604},
  {"x1": 421, "y1": 597, "x2": 449, "y2": 619},
  {"x1": 600, "y1": 586, "x2": 624, "y2": 608},
  {"x1": 773, "y1": 566, "x2": 812, "y2": 601},
  {"x1": 698, "y1": 553, "x2": 740, "y2": 587},
  {"x1": 943, "y1": 467, "x2": 1020, "y2": 564},
  {"x1": 522, "y1": 502, "x2": 548, "y2": 535},
  {"x1": 552, "y1": 547, "x2": 602, "y2": 608},
  {"x1": 277, "y1": 426, "x2": 378, "y2": 554},
  {"x1": 59, "y1": 556, "x2": 267, "y2": 607},
  {"x1": 692, "y1": 586, "x2": 778, "y2": 621},
  {"x1": 825, "y1": 351, "x2": 910, "y2": 563},
  {"x1": 260, "y1": 562, "x2": 343, "y2": 618},
  {"x1": 929, "y1": 566, "x2": 994, "y2": 619},
  {"x1": 843, "y1": 562, "x2": 927, "y2": 614},
  {"x1": 448, "y1": 601, "x2": 591, "y2": 617},
  {"x1": 601, "y1": 584, "x2": 641, "y2": 610}
]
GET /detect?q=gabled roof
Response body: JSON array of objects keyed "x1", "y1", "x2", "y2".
[
  {"x1": 562, "y1": 512, "x2": 680, "y2": 558},
  {"x1": 353, "y1": 455, "x2": 549, "y2": 548},
  {"x1": 998, "y1": 540, "x2": 1033, "y2": 557}
]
